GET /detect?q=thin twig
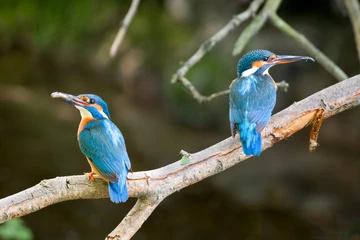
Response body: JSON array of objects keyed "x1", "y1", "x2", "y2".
[
  {"x1": 232, "y1": 11, "x2": 267, "y2": 56},
  {"x1": 344, "y1": 0, "x2": 360, "y2": 63},
  {"x1": 233, "y1": 0, "x2": 283, "y2": 55},
  {"x1": 110, "y1": 0, "x2": 141, "y2": 58},
  {"x1": 270, "y1": 14, "x2": 348, "y2": 81},
  {"x1": 170, "y1": 0, "x2": 265, "y2": 85},
  {"x1": 170, "y1": 0, "x2": 292, "y2": 103},
  {"x1": 180, "y1": 76, "x2": 229, "y2": 103},
  {"x1": 180, "y1": 77, "x2": 289, "y2": 104},
  {"x1": 276, "y1": 80, "x2": 289, "y2": 92},
  {"x1": 172, "y1": 0, "x2": 349, "y2": 103},
  {"x1": 202, "y1": 89, "x2": 231, "y2": 102},
  {"x1": 107, "y1": 196, "x2": 163, "y2": 240},
  {"x1": 0, "y1": 75, "x2": 359, "y2": 240}
]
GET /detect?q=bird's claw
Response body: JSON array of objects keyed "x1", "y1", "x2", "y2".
[{"x1": 85, "y1": 172, "x2": 96, "y2": 182}]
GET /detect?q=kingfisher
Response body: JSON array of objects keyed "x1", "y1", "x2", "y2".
[
  {"x1": 229, "y1": 49, "x2": 314, "y2": 156},
  {"x1": 51, "y1": 92, "x2": 131, "y2": 203}
]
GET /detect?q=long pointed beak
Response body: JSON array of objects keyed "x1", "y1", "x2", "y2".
[
  {"x1": 51, "y1": 92, "x2": 89, "y2": 107},
  {"x1": 270, "y1": 55, "x2": 315, "y2": 65}
]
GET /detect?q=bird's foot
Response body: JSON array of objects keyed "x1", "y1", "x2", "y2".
[{"x1": 85, "y1": 171, "x2": 96, "y2": 182}]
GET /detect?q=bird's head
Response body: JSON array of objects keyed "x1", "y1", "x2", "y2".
[
  {"x1": 237, "y1": 49, "x2": 314, "y2": 77},
  {"x1": 51, "y1": 92, "x2": 110, "y2": 120}
]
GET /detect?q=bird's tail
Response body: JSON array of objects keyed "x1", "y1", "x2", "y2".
[
  {"x1": 238, "y1": 120, "x2": 262, "y2": 156},
  {"x1": 108, "y1": 173, "x2": 128, "y2": 203}
]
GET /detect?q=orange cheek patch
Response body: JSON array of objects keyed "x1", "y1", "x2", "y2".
[
  {"x1": 94, "y1": 104, "x2": 103, "y2": 112},
  {"x1": 252, "y1": 61, "x2": 265, "y2": 68}
]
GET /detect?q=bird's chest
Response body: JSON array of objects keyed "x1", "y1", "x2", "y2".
[
  {"x1": 78, "y1": 127, "x2": 100, "y2": 154},
  {"x1": 77, "y1": 120, "x2": 122, "y2": 154},
  {"x1": 77, "y1": 120, "x2": 105, "y2": 153},
  {"x1": 78, "y1": 117, "x2": 95, "y2": 137}
]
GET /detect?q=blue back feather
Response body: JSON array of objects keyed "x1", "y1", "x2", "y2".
[{"x1": 229, "y1": 74, "x2": 276, "y2": 156}]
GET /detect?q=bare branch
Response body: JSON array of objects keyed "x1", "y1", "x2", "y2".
[
  {"x1": 233, "y1": 0, "x2": 283, "y2": 55},
  {"x1": 276, "y1": 80, "x2": 289, "y2": 92},
  {"x1": 270, "y1": 14, "x2": 348, "y2": 81},
  {"x1": 171, "y1": 0, "x2": 349, "y2": 103},
  {"x1": 179, "y1": 76, "x2": 289, "y2": 103},
  {"x1": 178, "y1": 76, "x2": 229, "y2": 103},
  {"x1": 110, "y1": 0, "x2": 141, "y2": 58},
  {"x1": 106, "y1": 196, "x2": 163, "y2": 240},
  {"x1": 0, "y1": 75, "x2": 359, "y2": 239},
  {"x1": 232, "y1": 11, "x2": 267, "y2": 55},
  {"x1": 170, "y1": 0, "x2": 265, "y2": 85},
  {"x1": 345, "y1": 0, "x2": 360, "y2": 63}
]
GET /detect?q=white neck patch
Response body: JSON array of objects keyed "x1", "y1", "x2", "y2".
[
  {"x1": 262, "y1": 68, "x2": 269, "y2": 76},
  {"x1": 99, "y1": 110, "x2": 109, "y2": 119},
  {"x1": 75, "y1": 106, "x2": 109, "y2": 119},
  {"x1": 241, "y1": 66, "x2": 259, "y2": 77}
]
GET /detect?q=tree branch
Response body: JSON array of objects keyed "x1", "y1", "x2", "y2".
[
  {"x1": 169, "y1": 0, "x2": 265, "y2": 103},
  {"x1": 179, "y1": 76, "x2": 289, "y2": 104},
  {"x1": 171, "y1": 0, "x2": 264, "y2": 84},
  {"x1": 178, "y1": 76, "x2": 230, "y2": 103},
  {"x1": 110, "y1": 0, "x2": 141, "y2": 58},
  {"x1": 1, "y1": 74, "x2": 359, "y2": 239},
  {"x1": 106, "y1": 196, "x2": 163, "y2": 240},
  {"x1": 345, "y1": 0, "x2": 360, "y2": 63},
  {"x1": 269, "y1": 14, "x2": 348, "y2": 81},
  {"x1": 233, "y1": 0, "x2": 282, "y2": 55},
  {"x1": 276, "y1": 80, "x2": 289, "y2": 92},
  {"x1": 171, "y1": 0, "x2": 349, "y2": 103}
]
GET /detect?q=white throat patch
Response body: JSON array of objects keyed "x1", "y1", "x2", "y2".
[
  {"x1": 75, "y1": 106, "x2": 92, "y2": 118},
  {"x1": 75, "y1": 106, "x2": 109, "y2": 119},
  {"x1": 241, "y1": 66, "x2": 259, "y2": 77}
]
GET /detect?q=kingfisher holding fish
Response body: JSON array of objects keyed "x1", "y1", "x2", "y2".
[
  {"x1": 229, "y1": 49, "x2": 314, "y2": 156},
  {"x1": 52, "y1": 92, "x2": 131, "y2": 203}
]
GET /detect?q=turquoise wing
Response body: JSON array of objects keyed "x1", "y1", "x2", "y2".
[
  {"x1": 229, "y1": 75, "x2": 277, "y2": 133},
  {"x1": 78, "y1": 119, "x2": 131, "y2": 183}
]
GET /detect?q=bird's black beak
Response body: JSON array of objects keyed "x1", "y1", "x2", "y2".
[
  {"x1": 270, "y1": 55, "x2": 315, "y2": 65},
  {"x1": 51, "y1": 92, "x2": 89, "y2": 107}
]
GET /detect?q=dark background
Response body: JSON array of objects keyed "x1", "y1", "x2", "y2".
[{"x1": 0, "y1": 0, "x2": 359, "y2": 239}]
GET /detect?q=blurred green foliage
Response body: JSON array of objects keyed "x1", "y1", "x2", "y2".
[
  {"x1": 0, "y1": 0, "x2": 122, "y2": 53},
  {"x1": 0, "y1": 219, "x2": 33, "y2": 240}
]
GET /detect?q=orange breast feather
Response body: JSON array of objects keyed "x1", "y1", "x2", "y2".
[{"x1": 77, "y1": 118, "x2": 92, "y2": 136}]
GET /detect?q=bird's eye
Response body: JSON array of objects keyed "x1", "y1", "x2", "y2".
[
  {"x1": 89, "y1": 98, "x2": 95, "y2": 104},
  {"x1": 263, "y1": 57, "x2": 269, "y2": 61}
]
